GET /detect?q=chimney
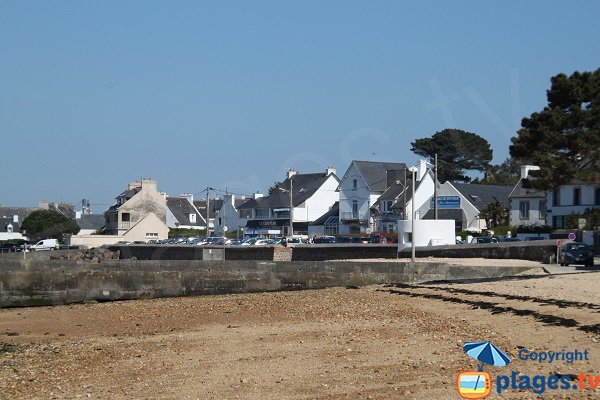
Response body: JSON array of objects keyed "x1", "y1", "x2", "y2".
[
  {"x1": 287, "y1": 169, "x2": 298, "y2": 179},
  {"x1": 181, "y1": 193, "x2": 194, "y2": 203},
  {"x1": 326, "y1": 166, "x2": 336, "y2": 176},
  {"x1": 12, "y1": 215, "x2": 18, "y2": 223},
  {"x1": 128, "y1": 181, "x2": 142, "y2": 190},
  {"x1": 254, "y1": 192, "x2": 264, "y2": 199},
  {"x1": 520, "y1": 165, "x2": 540, "y2": 179},
  {"x1": 417, "y1": 159, "x2": 428, "y2": 181},
  {"x1": 75, "y1": 211, "x2": 82, "y2": 219},
  {"x1": 140, "y1": 179, "x2": 157, "y2": 191}
]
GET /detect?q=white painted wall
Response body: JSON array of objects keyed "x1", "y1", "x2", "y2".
[
  {"x1": 214, "y1": 195, "x2": 247, "y2": 234},
  {"x1": 339, "y1": 163, "x2": 374, "y2": 221},
  {"x1": 407, "y1": 172, "x2": 435, "y2": 220},
  {"x1": 546, "y1": 184, "x2": 599, "y2": 226},
  {"x1": 509, "y1": 198, "x2": 546, "y2": 227},
  {"x1": 397, "y1": 219, "x2": 456, "y2": 249},
  {"x1": 300, "y1": 174, "x2": 340, "y2": 222}
]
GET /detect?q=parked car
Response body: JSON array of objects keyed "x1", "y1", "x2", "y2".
[
  {"x1": 471, "y1": 237, "x2": 498, "y2": 244},
  {"x1": 314, "y1": 236, "x2": 336, "y2": 244},
  {"x1": 228, "y1": 239, "x2": 243, "y2": 245},
  {"x1": 498, "y1": 237, "x2": 521, "y2": 243},
  {"x1": 254, "y1": 239, "x2": 272, "y2": 246},
  {"x1": 369, "y1": 235, "x2": 388, "y2": 244},
  {"x1": 560, "y1": 242, "x2": 594, "y2": 267},
  {"x1": 30, "y1": 239, "x2": 60, "y2": 251}
]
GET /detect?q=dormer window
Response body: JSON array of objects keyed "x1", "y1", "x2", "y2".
[
  {"x1": 353, "y1": 179, "x2": 358, "y2": 190},
  {"x1": 6, "y1": 224, "x2": 13, "y2": 234},
  {"x1": 190, "y1": 214, "x2": 196, "y2": 223}
]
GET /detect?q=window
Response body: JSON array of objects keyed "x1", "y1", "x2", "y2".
[
  {"x1": 218, "y1": 218, "x2": 222, "y2": 225},
  {"x1": 190, "y1": 214, "x2": 196, "y2": 223},
  {"x1": 552, "y1": 216, "x2": 566, "y2": 229},
  {"x1": 325, "y1": 225, "x2": 339, "y2": 236},
  {"x1": 352, "y1": 200, "x2": 358, "y2": 219},
  {"x1": 239, "y1": 209, "x2": 252, "y2": 218},
  {"x1": 146, "y1": 232, "x2": 158, "y2": 238},
  {"x1": 539, "y1": 200, "x2": 547, "y2": 220},
  {"x1": 553, "y1": 189, "x2": 560, "y2": 206},
  {"x1": 519, "y1": 201, "x2": 530, "y2": 220},
  {"x1": 352, "y1": 179, "x2": 357, "y2": 190},
  {"x1": 121, "y1": 212, "x2": 130, "y2": 222},
  {"x1": 573, "y1": 187, "x2": 581, "y2": 206},
  {"x1": 255, "y1": 208, "x2": 269, "y2": 218}
]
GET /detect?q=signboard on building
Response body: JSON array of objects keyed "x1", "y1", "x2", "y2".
[{"x1": 430, "y1": 196, "x2": 461, "y2": 209}]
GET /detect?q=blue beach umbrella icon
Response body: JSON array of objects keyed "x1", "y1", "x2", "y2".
[{"x1": 463, "y1": 341, "x2": 511, "y2": 370}]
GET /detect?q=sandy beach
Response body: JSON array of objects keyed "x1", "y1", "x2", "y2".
[{"x1": 1, "y1": 270, "x2": 599, "y2": 399}]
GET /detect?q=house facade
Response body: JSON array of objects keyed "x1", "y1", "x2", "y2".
[
  {"x1": 104, "y1": 179, "x2": 167, "y2": 237},
  {"x1": 239, "y1": 168, "x2": 339, "y2": 237},
  {"x1": 338, "y1": 160, "x2": 406, "y2": 235},
  {"x1": 546, "y1": 183, "x2": 600, "y2": 228},
  {"x1": 213, "y1": 194, "x2": 252, "y2": 236},
  {"x1": 416, "y1": 181, "x2": 512, "y2": 231},
  {"x1": 508, "y1": 166, "x2": 547, "y2": 227},
  {"x1": 167, "y1": 194, "x2": 205, "y2": 230}
]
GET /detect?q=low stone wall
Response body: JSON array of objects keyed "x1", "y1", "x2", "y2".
[
  {"x1": 0, "y1": 259, "x2": 538, "y2": 308},
  {"x1": 399, "y1": 240, "x2": 557, "y2": 263}
]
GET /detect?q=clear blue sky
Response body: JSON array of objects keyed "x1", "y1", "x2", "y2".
[{"x1": 1, "y1": 1, "x2": 599, "y2": 210}]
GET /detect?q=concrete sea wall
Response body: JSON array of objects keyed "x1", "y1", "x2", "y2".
[{"x1": 0, "y1": 258, "x2": 537, "y2": 308}]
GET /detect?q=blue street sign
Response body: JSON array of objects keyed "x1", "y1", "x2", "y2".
[{"x1": 430, "y1": 196, "x2": 461, "y2": 209}]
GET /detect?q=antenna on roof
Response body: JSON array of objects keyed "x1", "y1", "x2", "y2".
[{"x1": 372, "y1": 152, "x2": 376, "y2": 161}]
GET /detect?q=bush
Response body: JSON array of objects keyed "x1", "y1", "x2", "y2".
[{"x1": 515, "y1": 224, "x2": 553, "y2": 234}]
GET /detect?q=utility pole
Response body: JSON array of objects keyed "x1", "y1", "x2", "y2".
[
  {"x1": 206, "y1": 187, "x2": 211, "y2": 237},
  {"x1": 434, "y1": 153, "x2": 438, "y2": 220},
  {"x1": 403, "y1": 168, "x2": 407, "y2": 220},
  {"x1": 289, "y1": 176, "x2": 294, "y2": 237},
  {"x1": 410, "y1": 166, "x2": 417, "y2": 262}
]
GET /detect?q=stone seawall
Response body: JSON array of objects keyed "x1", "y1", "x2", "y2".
[{"x1": 0, "y1": 259, "x2": 538, "y2": 308}]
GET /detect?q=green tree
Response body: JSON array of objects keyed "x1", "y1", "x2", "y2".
[
  {"x1": 476, "y1": 158, "x2": 522, "y2": 186},
  {"x1": 411, "y1": 129, "x2": 493, "y2": 182},
  {"x1": 21, "y1": 209, "x2": 80, "y2": 242},
  {"x1": 510, "y1": 69, "x2": 600, "y2": 189},
  {"x1": 267, "y1": 181, "x2": 282, "y2": 195},
  {"x1": 478, "y1": 201, "x2": 508, "y2": 229}
]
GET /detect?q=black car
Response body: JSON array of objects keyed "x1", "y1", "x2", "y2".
[{"x1": 560, "y1": 242, "x2": 594, "y2": 267}]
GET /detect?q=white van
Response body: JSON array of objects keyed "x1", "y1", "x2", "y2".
[{"x1": 31, "y1": 239, "x2": 59, "y2": 251}]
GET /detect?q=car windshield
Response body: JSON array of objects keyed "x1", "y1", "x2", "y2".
[{"x1": 568, "y1": 244, "x2": 589, "y2": 251}]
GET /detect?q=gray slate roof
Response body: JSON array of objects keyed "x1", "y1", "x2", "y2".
[
  {"x1": 509, "y1": 179, "x2": 545, "y2": 199},
  {"x1": 168, "y1": 197, "x2": 203, "y2": 226},
  {"x1": 239, "y1": 172, "x2": 337, "y2": 210},
  {"x1": 75, "y1": 214, "x2": 105, "y2": 231},
  {"x1": 310, "y1": 202, "x2": 339, "y2": 226},
  {"x1": 0, "y1": 207, "x2": 37, "y2": 223},
  {"x1": 423, "y1": 208, "x2": 465, "y2": 221},
  {"x1": 0, "y1": 217, "x2": 20, "y2": 232},
  {"x1": 451, "y1": 182, "x2": 513, "y2": 210},
  {"x1": 352, "y1": 161, "x2": 407, "y2": 192}
]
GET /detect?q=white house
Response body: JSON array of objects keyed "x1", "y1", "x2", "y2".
[
  {"x1": 0, "y1": 215, "x2": 26, "y2": 241},
  {"x1": 213, "y1": 194, "x2": 252, "y2": 235},
  {"x1": 546, "y1": 183, "x2": 600, "y2": 228},
  {"x1": 508, "y1": 166, "x2": 547, "y2": 227},
  {"x1": 239, "y1": 168, "x2": 339, "y2": 237},
  {"x1": 417, "y1": 181, "x2": 512, "y2": 231},
  {"x1": 166, "y1": 194, "x2": 206, "y2": 230},
  {"x1": 338, "y1": 160, "x2": 407, "y2": 235}
]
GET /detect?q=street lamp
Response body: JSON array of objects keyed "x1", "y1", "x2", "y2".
[
  {"x1": 409, "y1": 166, "x2": 418, "y2": 262},
  {"x1": 278, "y1": 176, "x2": 293, "y2": 237}
]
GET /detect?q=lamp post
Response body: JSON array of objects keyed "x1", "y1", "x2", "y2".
[
  {"x1": 409, "y1": 166, "x2": 417, "y2": 262},
  {"x1": 278, "y1": 176, "x2": 293, "y2": 238}
]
